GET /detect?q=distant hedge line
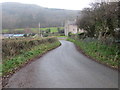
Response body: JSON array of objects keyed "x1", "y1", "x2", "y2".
[{"x1": 2, "y1": 37, "x2": 58, "y2": 60}]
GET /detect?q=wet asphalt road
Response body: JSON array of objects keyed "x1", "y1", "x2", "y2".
[{"x1": 5, "y1": 40, "x2": 118, "y2": 88}]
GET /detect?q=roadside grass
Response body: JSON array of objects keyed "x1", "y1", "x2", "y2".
[
  {"x1": 67, "y1": 38, "x2": 120, "y2": 68},
  {"x1": 2, "y1": 40, "x2": 61, "y2": 76}
]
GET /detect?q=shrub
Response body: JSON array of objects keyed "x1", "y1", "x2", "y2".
[
  {"x1": 68, "y1": 32, "x2": 72, "y2": 37},
  {"x1": 2, "y1": 37, "x2": 58, "y2": 60}
]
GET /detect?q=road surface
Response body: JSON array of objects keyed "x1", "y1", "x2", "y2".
[{"x1": 5, "y1": 40, "x2": 118, "y2": 88}]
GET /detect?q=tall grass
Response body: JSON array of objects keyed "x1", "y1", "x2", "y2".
[{"x1": 67, "y1": 38, "x2": 120, "y2": 68}]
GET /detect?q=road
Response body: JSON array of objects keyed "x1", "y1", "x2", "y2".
[{"x1": 5, "y1": 40, "x2": 118, "y2": 88}]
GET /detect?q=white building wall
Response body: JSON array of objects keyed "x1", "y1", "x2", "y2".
[
  {"x1": 64, "y1": 25, "x2": 78, "y2": 36},
  {"x1": 64, "y1": 20, "x2": 84, "y2": 36},
  {"x1": 68, "y1": 25, "x2": 78, "y2": 34}
]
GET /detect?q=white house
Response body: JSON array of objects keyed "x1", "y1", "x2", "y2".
[{"x1": 64, "y1": 20, "x2": 84, "y2": 36}]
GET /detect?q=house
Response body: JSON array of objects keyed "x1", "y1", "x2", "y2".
[{"x1": 64, "y1": 20, "x2": 84, "y2": 36}]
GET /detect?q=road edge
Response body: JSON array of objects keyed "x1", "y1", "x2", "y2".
[
  {"x1": 2, "y1": 42, "x2": 61, "y2": 87},
  {"x1": 73, "y1": 43, "x2": 119, "y2": 72}
]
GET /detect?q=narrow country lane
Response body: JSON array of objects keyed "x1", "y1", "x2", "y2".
[{"x1": 5, "y1": 40, "x2": 118, "y2": 88}]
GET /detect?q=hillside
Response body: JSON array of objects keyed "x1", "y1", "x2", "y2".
[{"x1": 2, "y1": 2, "x2": 79, "y2": 29}]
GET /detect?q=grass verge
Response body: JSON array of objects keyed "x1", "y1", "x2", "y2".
[
  {"x1": 2, "y1": 41, "x2": 61, "y2": 76},
  {"x1": 67, "y1": 38, "x2": 120, "y2": 69}
]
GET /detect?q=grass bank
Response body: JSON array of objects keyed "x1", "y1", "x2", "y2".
[
  {"x1": 67, "y1": 38, "x2": 120, "y2": 69},
  {"x1": 2, "y1": 37, "x2": 61, "y2": 76}
]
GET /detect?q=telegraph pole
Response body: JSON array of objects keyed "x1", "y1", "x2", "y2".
[
  {"x1": 39, "y1": 22, "x2": 43, "y2": 37},
  {"x1": 38, "y1": 22, "x2": 40, "y2": 36},
  {"x1": 38, "y1": 22, "x2": 42, "y2": 37}
]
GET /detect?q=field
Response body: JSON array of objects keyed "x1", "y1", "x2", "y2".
[{"x1": 2, "y1": 27, "x2": 64, "y2": 34}]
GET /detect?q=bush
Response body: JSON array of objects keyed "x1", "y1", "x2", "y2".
[
  {"x1": 77, "y1": 32, "x2": 86, "y2": 39},
  {"x1": 68, "y1": 32, "x2": 72, "y2": 37},
  {"x1": 2, "y1": 37, "x2": 58, "y2": 60},
  {"x1": 67, "y1": 38, "x2": 120, "y2": 68},
  {"x1": 2, "y1": 39, "x2": 61, "y2": 76},
  {"x1": 43, "y1": 34, "x2": 48, "y2": 37},
  {"x1": 23, "y1": 34, "x2": 28, "y2": 37}
]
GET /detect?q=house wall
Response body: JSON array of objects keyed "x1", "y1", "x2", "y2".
[
  {"x1": 64, "y1": 20, "x2": 85, "y2": 36},
  {"x1": 64, "y1": 24, "x2": 78, "y2": 36},
  {"x1": 68, "y1": 25, "x2": 77, "y2": 34}
]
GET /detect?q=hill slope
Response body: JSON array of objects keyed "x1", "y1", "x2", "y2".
[{"x1": 2, "y1": 2, "x2": 79, "y2": 29}]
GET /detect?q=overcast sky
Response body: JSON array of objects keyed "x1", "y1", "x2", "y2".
[{"x1": 0, "y1": 0, "x2": 94, "y2": 10}]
